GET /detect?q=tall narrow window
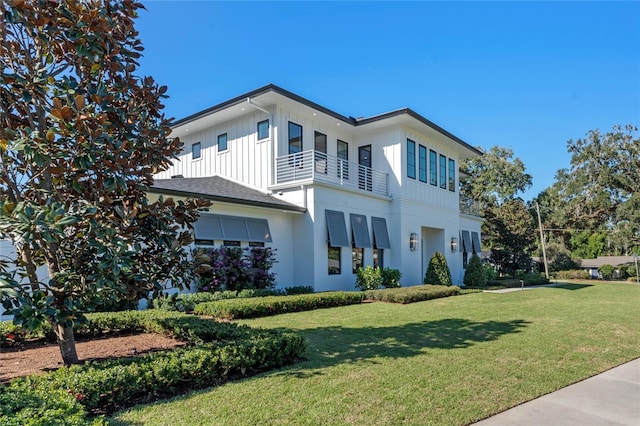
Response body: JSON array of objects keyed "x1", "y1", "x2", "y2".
[
  {"x1": 358, "y1": 145, "x2": 372, "y2": 191},
  {"x1": 448, "y1": 158, "x2": 455, "y2": 192},
  {"x1": 192, "y1": 142, "x2": 201, "y2": 159},
  {"x1": 352, "y1": 243, "x2": 363, "y2": 274},
  {"x1": 288, "y1": 122, "x2": 302, "y2": 155},
  {"x1": 328, "y1": 245, "x2": 341, "y2": 275},
  {"x1": 257, "y1": 120, "x2": 269, "y2": 140},
  {"x1": 218, "y1": 133, "x2": 228, "y2": 152},
  {"x1": 373, "y1": 246, "x2": 384, "y2": 269},
  {"x1": 439, "y1": 154, "x2": 447, "y2": 189},
  {"x1": 314, "y1": 131, "x2": 327, "y2": 174},
  {"x1": 337, "y1": 139, "x2": 349, "y2": 179},
  {"x1": 407, "y1": 139, "x2": 416, "y2": 179},
  {"x1": 419, "y1": 144, "x2": 427, "y2": 183},
  {"x1": 429, "y1": 149, "x2": 437, "y2": 186}
]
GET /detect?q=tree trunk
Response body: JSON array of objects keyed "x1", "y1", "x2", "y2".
[{"x1": 55, "y1": 322, "x2": 79, "y2": 365}]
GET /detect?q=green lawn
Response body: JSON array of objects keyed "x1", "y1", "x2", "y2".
[{"x1": 111, "y1": 282, "x2": 640, "y2": 425}]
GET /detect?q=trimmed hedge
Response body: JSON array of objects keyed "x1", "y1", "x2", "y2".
[
  {"x1": 364, "y1": 285, "x2": 460, "y2": 304},
  {"x1": 193, "y1": 292, "x2": 365, "y2": 319},
  {"x1": 0, "y1": 310, "x2": 305, "y2": 423},
  {"x1": 152, "y1": 289, "x2": 285, "y2": 313}
]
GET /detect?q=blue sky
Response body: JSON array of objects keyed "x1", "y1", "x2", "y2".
[{"x1": 136, "y1": 1, "x2": 639, "y2": 201}]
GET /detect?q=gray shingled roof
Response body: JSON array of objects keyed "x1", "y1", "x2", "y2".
[
  {"x1": 579, "y1": 256, "x2": 635, "y2": 268},
  {"x1": 150, "y1": 176, "x2": 306, "y2": 213}
]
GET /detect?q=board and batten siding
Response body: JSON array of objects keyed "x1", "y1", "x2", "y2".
[{"x1": 155, "y1": 112, "x2": 272, "y2": 191}]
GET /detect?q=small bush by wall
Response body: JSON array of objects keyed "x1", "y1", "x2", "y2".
[
  {"x1": 424, "y1": 252, "x2": 452, "y2": 286},
  {"x1": 381, "y1": 268, "x2": 402, "y2": 288},
  {"x1": 364, "y1": 285, "x2": 460, "y2": 304},
  {"x1": 355, "y1": 265, "x2": 383, "y2": 290},
  {"x1": 193, "y1": 292, "x2": 364, "y2": 320},
  {"x1": 463, "y1": 254, "x2": 487, "y2": 287}
]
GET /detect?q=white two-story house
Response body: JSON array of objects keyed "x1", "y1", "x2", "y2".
[{"x1": 149, "y1": 84, "x2": 483, "y2": 291}]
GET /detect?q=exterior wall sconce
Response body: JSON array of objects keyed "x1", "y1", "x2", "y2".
[
  {"x1": 409, "y1": 233, "x2": 418, "y2": 251},
  {"x1": 451, "y1": 237, "x2": 458, "y2": 252}
]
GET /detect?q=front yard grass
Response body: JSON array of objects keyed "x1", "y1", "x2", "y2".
[{"x1": 111, "y1": 282, "x2": 640, "y2": 425}]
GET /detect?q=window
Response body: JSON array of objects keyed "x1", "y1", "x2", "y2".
[
  {"x1": 419, "y1": 145, "x2": 427, "y2": 183},
  {"x1": 192, "y1": 142, "x2": 201, "y2": 159},
  {"x1": 326, "y1": 210, "x2": 350, "y2": 247},
  {"x1": 371, "y1": 217, "x2": 391, "y2": 249},
  {"x1": 223, "y1": 240, "x2": 241, "y2": 247},
  {"x1": 218, "y1": 133, "x2": 228, "y2": 152},
  {"x1": 373, "y1": 247, "x2": 384, "y2": 269},
  {"x1": 461, "y1": 231, "x2": 472, "y2": 269},
  {"x1": 314, "y1": 131, "x2": 327, "y2": 174},
  {"x1": 193, "y1": 214, "x2": 272, "y2": 243},
  {"x1": 249, "y1": 241, "x2": 265, "y2": 248},
  {"x1": 328, "y1": 245, "x2": 341, "y2": 275},
  {"x1": 407, "y1": 139, "x2": 416, "y2": 179},
  {"x1": 352, "y1": 243, "x2": 363, "y2": 274},
  {"x1": 448, "y1": 158, "x2": 455, "y2": 192},
  {"x1": 471, "y1": 231, "x2": 481, "y2": 254},
  {"x1": 288, "y1": 122, "x2": 302, "y2": 155},
  {"x1": 194, "y1": 239, "x2": 214, "y2": 246},
  {"x1": 440, "y1": 154, "x2": 447, "y2": 189},
  {"x1": 358, "y1": 145, "x2": 372, "y2": 191},
  {"x1": 257, "y1": 120, "x2": 269, "y2": 140},
  {"x1": 337, "y1": 139, "x2": 349, "y2": 179},
  {"x1": 350, "y1": 214, "x2": 371, "y2": 249},
  {"x1": 429, "y1": 149, "x2": 437, "y2": 185}
]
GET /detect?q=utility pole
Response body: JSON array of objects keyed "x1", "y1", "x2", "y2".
[{"x1": 536, "y1": 202, "x2": 549, "y2": 280}]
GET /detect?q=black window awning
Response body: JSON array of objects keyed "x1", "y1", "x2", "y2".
[
  {"x1": 471, "y1": 231, "x2": 481, "y2": 254},
  {"x1": 461, "y1": 230, "x2": 472, "y2": 253},
  {"x1": 350, "y1": 214, "x2": 371, "y2": 248},
  {"x1": 194, "y1": 214, "x2": 272, "y2": 242},
  {"x1": 326, "y1": 210, "x2": 350, "y2": 247},
  {"x1": 371, "y1": 217, "x2": 391, "y2": 249}
]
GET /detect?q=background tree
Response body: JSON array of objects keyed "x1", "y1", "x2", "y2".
[
  {"x1": 535, "y1": 125, "x2": 639, "y2": 257},
  {"x1": 424, "y1": 252, "x2": 452, "y2": 286},
  {"x1": 485, "y1": 198, "x2": 536, "y2": 276},
  {"x1": 461, "y1": 146, "x2": 535, "y2": 273},
  {"x1": 0, "y1": 1, "x2": 208, "y2": 365}
]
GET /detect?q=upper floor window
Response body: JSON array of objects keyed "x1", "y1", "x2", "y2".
[
  {"x1": 288, "y1": 122, "x2": 302, "y2": 155},
  {"x1": 448, "y1": 158, "x2": 455, "y2": 192},
  {"x1": 337, "y1": 139, "x2": 349, "y2": 179},
  {"x1": 407, "y1": 139, "x2": 416, "y2": 179},
  {"x1": 218, "y1": 133, "x2": 228, "y2": 152},
  {"x1": 257, "y1": 120, "x2": 269, "y2": 140},
  {"x1": 315, "y1": 131, "x2": 327, "y2": 153},
  {"x1": 429, "y1": 149, "x2": 437, "y2": 186},
  {"x1": 418, "y1": 144, "x2": 427, "y2": 183},
  {"x1": 192, "y1": 142, "x2": 201, "y2": 159},
  {"x1": 439, "y1": 154, "x2": 447, "y2": 189}
]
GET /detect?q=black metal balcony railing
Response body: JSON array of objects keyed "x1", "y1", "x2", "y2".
[{"x1": 275, "y1": 150, "x2": 389, "y2": 197}]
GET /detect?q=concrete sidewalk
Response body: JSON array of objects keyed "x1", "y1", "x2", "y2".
[{"x1": 473, "y1": 358, "x2": 640, "y2": 425}]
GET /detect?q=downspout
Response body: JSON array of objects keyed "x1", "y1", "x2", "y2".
[{"x1": 247, "y1": 98, "x2": 274, "y2": 187}]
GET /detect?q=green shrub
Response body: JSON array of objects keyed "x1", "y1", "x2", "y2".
[
  {"x1": 424, "y1": 252, "x2": 452, "y2": 286},
  {"x1": 193, "y1": 292, "x2": 364, "y2": 320},
  {"x1": 381, "y1": 268, "x2": 402, "y2": 288},
  {"x1": 0, "y1": 381, "x2": 106, "y2": 426},
  {"x1": 364, "y1": 285, "x2": 459, "y2": 304},
  {"x1": 483, "y1": 263, "x2": 498, "y2": 281},
  {"x1": 354, "y1": 265, "x2": 383, "y2": 290},
  {"x1": 598, "y1": 264, "x2": 615, "y2": 280},
  {"x1": 1, "y1": 310, "x2": 305, "y2": 423},
  {"x1": 151, "y1": 289, "x2": 283, "y2": 313},
  {"x1": 555, "y1": 269, "x2": 591, "y2": 280},
  {"x1": 463, "y1": 254, "x2": 487, "y2": 287},
  {"x1": 284, "y1": 285, "x2": 314, "y2": 295}
]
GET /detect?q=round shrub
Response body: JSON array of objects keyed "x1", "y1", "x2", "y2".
[
  {"x1": 355, "y1": 265, "x2": 383, "y2": 290},
  {"x1": 464, "y1": 254, "x2": 487, "y2": 287},
  {"x1": 598, "y1": 264, "x2": 614, "y2": 280},
  {"x1": 424, "y1": 252, "x2": 452, "y2": 286}
]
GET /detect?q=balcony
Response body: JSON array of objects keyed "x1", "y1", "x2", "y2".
[
  {"x1": 460, "y1": 198, "x2": 482, "y2": 216},
  {"x1": 274, "y1": 150, "x2": 389, "y2": 197}
]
